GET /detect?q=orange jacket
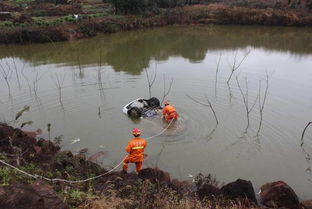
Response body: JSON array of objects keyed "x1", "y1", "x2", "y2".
[
  {"x1": 125, "y1": 137, "x2": 147, "y2": 162},
  {"x1": 163, "y1": 105, "x2": 177, "y2": 116}
]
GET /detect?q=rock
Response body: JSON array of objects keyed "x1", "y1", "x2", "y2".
[
  {"x1": 138, "y1": 168, "x2": 171, "y2": 185},
  {"x1": 221, "y1": 179, "x2": 257, "y2": 204},
  {"x1": 260, "y1": 181, "x2": 300, "y2": 209},
  {"x1": 0, "y1": 180, "x2": 68, "y2": 209},
  {"x1": 301, "y1": 200, "x2": 312, "y2": 209}
]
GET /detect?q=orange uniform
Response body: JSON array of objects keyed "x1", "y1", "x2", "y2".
[
  {"x1": 163, "y1": 104, "x2": 178, "y2": 122},
  {"x1": 123, "y1": 137, "x2": 147, "y2": 172}
]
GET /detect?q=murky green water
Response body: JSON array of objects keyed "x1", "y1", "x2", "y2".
[{"x1": 1, "y1": 25, "x2": 312, "y2": 199}]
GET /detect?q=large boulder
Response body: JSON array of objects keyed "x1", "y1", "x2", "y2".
[
  {"x1": 221, "y1": 179, "x2": 257, "y2": 204},
  {"x1": 260, "y1": 181, "x2": 300, "y2": 209},
  {"x1": 138, "y1": 168, "x2": 171, "y2": 185},
  {"x1": 0, "y1": 180, "x2": 68, "y2": 209}
]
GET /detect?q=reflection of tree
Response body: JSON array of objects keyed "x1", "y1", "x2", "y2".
[{"x1": 0, "y1": 26, "x2": 312, "y2": 74}]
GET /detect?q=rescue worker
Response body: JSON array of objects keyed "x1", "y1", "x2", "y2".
[
  {"x1": 162, "y1": 101, "x2": 178, "y2": 122},
  {"x1": 122, "y1": 128, "x2": 147, "y2": 173}
]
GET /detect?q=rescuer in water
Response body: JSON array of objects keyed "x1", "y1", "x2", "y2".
[
  {"x1": 122, "y1": 128, "x2": 147, "y2": 173},
  {"x1": 162, "y1": 101, "x2": 179, "y2": 122}
]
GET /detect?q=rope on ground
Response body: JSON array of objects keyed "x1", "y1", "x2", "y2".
[{"x1": 0, "y1": 119, "x2": 174, "y2": 184}]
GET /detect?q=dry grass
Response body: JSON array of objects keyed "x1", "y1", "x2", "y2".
[
  {"x1": 78, "y1": 180, "x2": 261, "y2": 209},
  {"x1": 79, "y1": 195, "x2": 262, "y2": 209}
]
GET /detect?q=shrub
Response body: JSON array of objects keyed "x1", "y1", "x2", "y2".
[{"x1": 0, "y1": 167, "x2": 12, "y2": 186}]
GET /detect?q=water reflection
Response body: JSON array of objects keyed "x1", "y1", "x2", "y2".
[{"x1": 0, "y1": 25, "x2": 311, "y2": 74}]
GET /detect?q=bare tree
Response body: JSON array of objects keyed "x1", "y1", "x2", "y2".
[
  {"x1": 0, "y1": 62, "x2": 13, "y2": 96},
  {"x1": 160, "y1": 75, "x2": 174, "y2": 105},
  {"x1": 214, "y1": 54, "x2": 222, "y2": 98},
  {"x1": 301, "y1": 122, "x2": 312, "y2": 147},
  {"x1": 227, "y1": 51, "x2": 250, "y2": 85},
  {"x1": 235, "y1": 76, "x2": 259, "y2": 133},
  {"x1": 256, "y1": 72, "x2": 269, "y2": 135},
  {"x1": 186, "y1": 94, "x2": 218, "y2": 125},
  {"x1": 144, "y1": 60, "x2": 157, "y2": 98}
]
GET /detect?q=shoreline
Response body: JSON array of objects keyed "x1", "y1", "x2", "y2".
[
  {"x1": 0, "y1": 123, "x2": 311, "y2": 208},
  {"x1": 0, "y1": 4, "x2": 311, "y2": 44}
]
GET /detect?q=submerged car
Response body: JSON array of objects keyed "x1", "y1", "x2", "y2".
[{"x1": 123, "y1": 97, "x2": 161, "y2": 118}]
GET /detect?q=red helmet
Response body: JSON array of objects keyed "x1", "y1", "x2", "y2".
[
  {"x1": 132, "y1": 128, "x2": 141, "y2": 136},
  {"x1": 164, "y1": 101, "x2": 170, "y2": 106}
]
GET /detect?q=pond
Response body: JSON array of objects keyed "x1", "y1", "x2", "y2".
[{"x1": 0, "y1": 25, "x2": 312, "y2": 199}]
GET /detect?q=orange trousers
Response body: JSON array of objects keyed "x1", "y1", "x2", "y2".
[{"x1": 123, "y1": 156, "x2": 143, "y2": 172}]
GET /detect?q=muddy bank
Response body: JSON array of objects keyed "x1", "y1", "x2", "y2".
[
  {"x1": 0, "y1": 123, "x2": 311, "y2": 208},
  {"x1": 0, "y1": 4, "x2": 311, "y2": 44}
]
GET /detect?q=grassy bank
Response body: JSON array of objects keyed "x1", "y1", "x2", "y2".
[{"x1": 0, "y1": 1, "x2": 312, "y2": 44}]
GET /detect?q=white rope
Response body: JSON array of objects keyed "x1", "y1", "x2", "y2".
[
  {"x1": 0, "y1": 119, "x2": 174, "y2": 184},
  {"x1": 0, "y1": 158, "x2": 124, "y2": 183},
  {"x1": 0, "y1": 159, "x2": 38, "y2": 179}
]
